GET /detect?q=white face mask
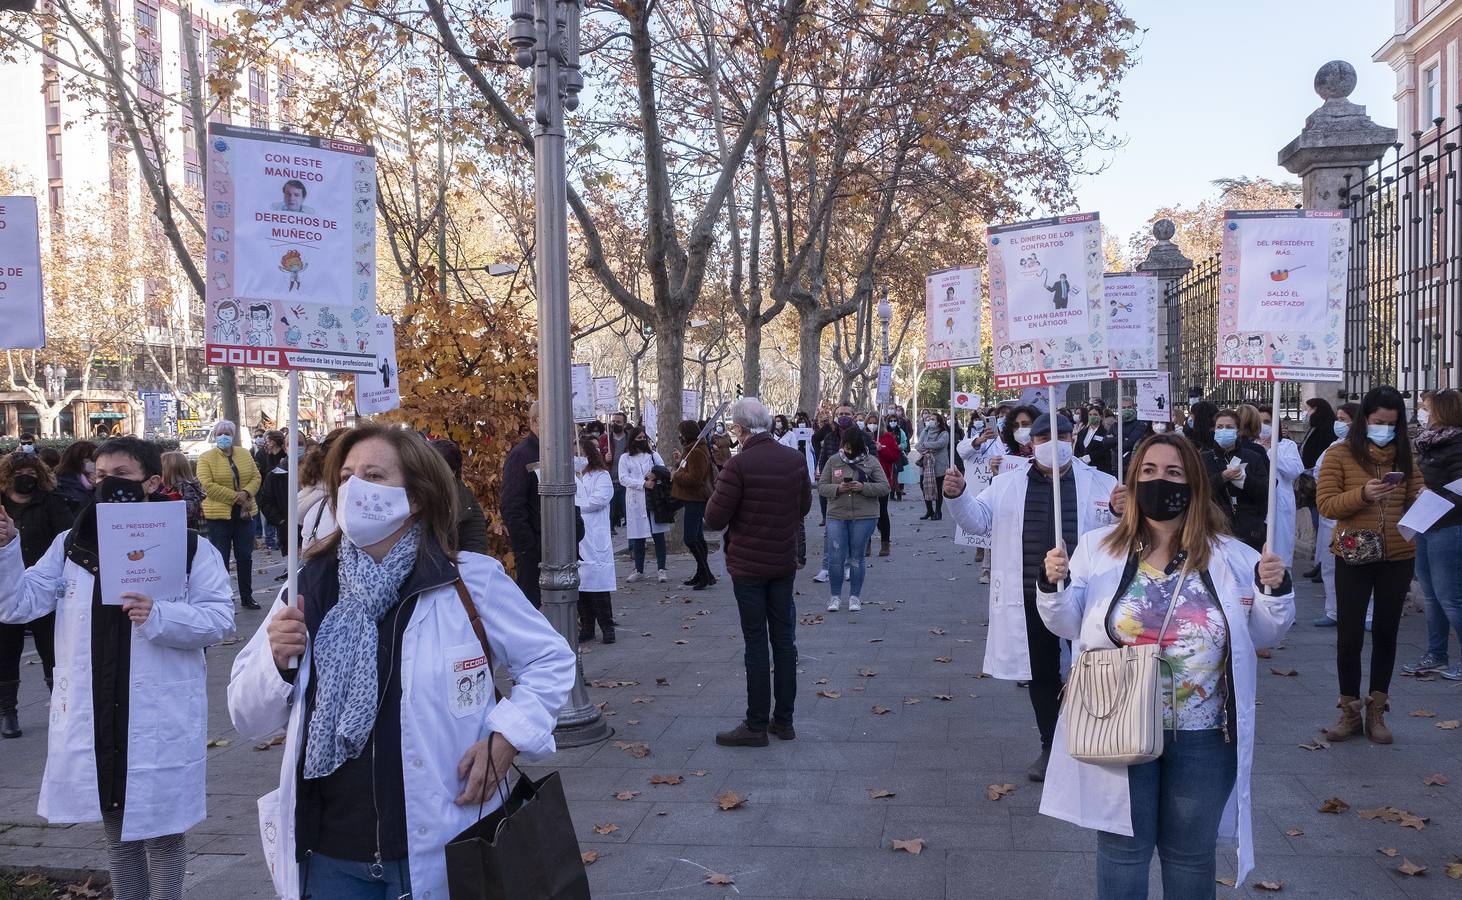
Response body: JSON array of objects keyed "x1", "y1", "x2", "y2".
[
  {"x1": 1014, "y1": 426, "x2": 1032, "y2": 446},
  {"x1": 337, "y1": 476, "x2": 412, "y2": 547},
  {"x1": 573, "y1": 456, "x2": 588, "y2": 474},
  {"x1": 1418, "y1": 409, "x2": 1432, "y2": 427},
  {"x1": 1260, "y1": 423, "x2": 1272, "y2": 440},
  {"x1": 1033, "y1": 439, "x2": 1074, "y2": 469}
]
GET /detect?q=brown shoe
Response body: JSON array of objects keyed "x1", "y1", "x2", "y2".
[
  {"x1": 1365, "y1": 691, "x2": 1393, "y2": 744},
  {"x1": 878, "y1": 540, "x2": 890, "y2": 558},
  {"x1": 715, "y1": 721, "x2": 769, "y2": 747},
  {"x1": 1324, "y1": 695, "x2": 1364, "y2": 742},
  {"x1": 767, "y1": 721, "x2": 796, "y2": 741}
]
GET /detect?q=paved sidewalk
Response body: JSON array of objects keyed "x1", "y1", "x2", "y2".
[{"x1": 3, "y1": 505, "x2": 1461, "y2": 899}]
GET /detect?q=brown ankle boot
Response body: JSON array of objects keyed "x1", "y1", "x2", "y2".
[
  {"x1": 1324, "y1": 696, "x2": 1364, "y2": 741},
  {"x1": 879, "y1": 539, "x2": 890, "y2": 557},
  {"x1": 1365, "y1": 691, "x2": 1393, "y2": 744}
]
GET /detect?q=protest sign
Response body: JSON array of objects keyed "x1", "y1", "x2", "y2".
[
  {"x1": 1019, "y1": 384, "x2": 1068, "y2": 414},
  {"x1": 643, "y1": 399, "x2": 658, "y2": 437},
  {"x1": 683, "y1": 389, "x2": 702, "y2": 420},
  {"x1": 96, "y1": 501, "x2": 187, "y2": 607},
  {"x1": 989, "y1": 213, "x2": 1106, "y2": 388},
  {"x1": 954, "y1": 462, "x2": 994, "y2": 550},
  {"x1": 1105, "y1": 272, "x2": 1160, "y2": 378},
  {"x1": 924, "y1": 266, "x2": 982, "y2": 370},
  {"x1": 1135, "y1": 373, "x2": 1170, "y2": 422},
  {"x1": 1216, "y1": 209, "x2": 1348, "y2": 382},
  {"x1": 571, "y1": 364, "x2": 595, "y2": 422},
  {"x1": 953, "y1": 392, "x2": 982, "y2": 411},
  {"x1": 0, "y1": 196, "x2": 44, "y2": 349},
  {"x1": 355, "y1": 315, "x2": 400, "y2": 415},
  {"x1": 204, "y1": 124, "x2": 377, "y2": 373},
  {"x1": 593, "y1": 377, "x2": 620, "y2": 415},
  {"x1": 876, "y1": 364, "x2": 893, "y2": 405}
]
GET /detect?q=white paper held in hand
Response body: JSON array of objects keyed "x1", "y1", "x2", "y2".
[
  {"x1": 96, "y1": 501, "x2": 187, "y2": 606},
  {"x1": 1396, "y1": 489, "x2": 1455, "y2": 541}
]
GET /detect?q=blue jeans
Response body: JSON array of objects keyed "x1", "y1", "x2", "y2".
[
  {"x1": 731, "y1": 574, "x2": 797, "y2": 728},
  {"x1": 826, "y1": 517, "x2": 877, "y2": 597},
  {"x1": 207, "y1": 517, "x2": 254, "y2": 605},
  {"x1": 1416, "y1": 524, "x2": 1462, "y2": 663},
  {"x1": 631, "y1": 533, "x2": 667, "y2": 573},
  {"x1": 253, "y1": 511, "x2": 277, "y2": 550},
  {"x1": 300, "y1": 852, "x2": 411, "y2": 899},
  {"x1": 1097, "y1": 729, "x2": 1237, "y2": 900}
]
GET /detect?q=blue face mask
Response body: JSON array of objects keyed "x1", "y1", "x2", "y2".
[
  {"x1": 1214, "y1": 427, "x2": 1238, "y2": 449},
  {"x1": 1367, "y1": 424, "x2": 1395, "y2": 447},
  {"x1": 216, "y1": 435, "x2": 233, "y2": 451},
  {"x1": 1332, "y1": 421, "x2": 1350, "y2": 440}
]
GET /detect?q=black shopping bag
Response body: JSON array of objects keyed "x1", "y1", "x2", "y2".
[{"x1": 445, "y1": 769, "x2": 591, "y2": 900}]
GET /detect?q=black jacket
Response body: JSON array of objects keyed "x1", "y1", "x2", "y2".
[
  {"x1": 1417, "y1": 428, "x2": 1462, "y2": 532},
  {"x1": 2, "y1": 490, "x2": 73, "y2": 567},
  {"x1": 455, "y1": 479, "x2": 490, "y2": 555},
  {"x1": 1120, "y1": 419, "x2": 1152, "y2": 470},
  {"x1": 499, "y1": 433, "x2": 540, "y2": 555},
  {"x1": 54, "y1": 473, "x2": 93, "y2": 517},
  {"x1": 256, "y1": 466, "x2": 291, "y2": 529},
  {"x1": 1075, "y1": 423, "x2": 1114, "y2": 476},
  {"x1": 1203, "y1": 444, "x2": 1269, "y2": 550}
]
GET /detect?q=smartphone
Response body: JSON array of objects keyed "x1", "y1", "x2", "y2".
[
  {"x1": 1382, "y1": 471, "x2": 1405, "y2": 486},
  {"x1": 843, "y1": 476, "x2": 855, "y2": 484}
]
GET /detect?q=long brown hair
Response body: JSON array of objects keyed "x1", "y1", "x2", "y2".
[
  {"x1": 1101, "y1": 433, "x2": 1230, "y2": 572},
  {"x1": 305, "y1": 422, "x2": 460, "y2": 561},
  {"x1": 579, "y1": 436, "x2": 608, "y2": 473},
  {"x1": 1430, "y1": 388, "x2": 1462, "y2": 428},
  {"x1": 0, "y1": 453, "x2": 56, "y2": 495}
]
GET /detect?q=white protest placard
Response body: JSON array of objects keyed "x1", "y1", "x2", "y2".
[
  {"x1": 876, "y1": 364, "x2": 893, "y2": 405},
  {"x1": 643, "y1": 399, "x2": 658, "y2": 438},
  {"x1": 571, "y1": 363, "x2": 594, "y2": 422},
  {"x1": 989, "y1": 213, "x2": 1106, "y2": 388},
  {"x1": 1398, "y1": 489, "x2": 1455, "y2": 541},
  {"x1": 593, "y1": 377, "x2": 620, "y2": 415},
  {"x1": 792, "y1": 426, "x2": 815, "y2": 446},
  {"x1": 682, "y1": 389, "x2": 702, "y2": 420},
  {"x1": 1019, "y1": 384, "x2": 1068, "y2": 414},
  {"x1": 354, "y1": 315, "x2": 400, "y2": 415},
  {"x1": 953, "y1": 392, "x2": 982, "y2": 411},
  {"x1": 1216, "y1": 209, "x2": 1348, "y2": 382},
  {"x1": 0, "y1": 196, "x2": 44, "y2": 349},
  {"x1": 204, "y1": 124, "x2": 377, "y2": 373},
  {"x1": 1134, "y1": 373, "x2": 1170, "y2": 422},
  {"x1": 1105, "y1": 272, "x2": 1159, "y2": 378},
  {"x1": 924, "y1": 266, "x2": 982, "y2": 370},
  {"x1": 96, "y1": 501, "x2": 187, "y2": 607},
  {"x1": 954, "y1": 462, "x2": 994, "y2": 549}
]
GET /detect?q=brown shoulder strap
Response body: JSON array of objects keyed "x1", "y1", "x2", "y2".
[{"x1": 455, "y1": 578, "x2": 504, "y2": 701}]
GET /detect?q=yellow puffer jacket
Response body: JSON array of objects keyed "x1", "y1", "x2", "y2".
[
  {"x1": 196, "y1": 446, "x2": 261, "y2": 521},
  {"x1": 1315, "y1": 440, "x2": 1422, "y2": 562}
]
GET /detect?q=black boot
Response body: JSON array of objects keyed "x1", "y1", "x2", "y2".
[
  {"x1": 920, "y1": 502, "x2": 934, "y2": 520},
  {"x1": 596, "y1": 594, "x2": 616, "y2": 644},
  {"x1": 691, "y1": 539, "x2": 716, "y2": 590},
  {"x1": 0, "y1": 681, "x2": 20, "y2": 739},
  {"x1": 577, "y1": 594, "x2": 596, "y2": 643}
]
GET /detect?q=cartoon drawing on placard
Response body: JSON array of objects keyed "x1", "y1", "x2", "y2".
[
  {"x1": 245, "y1": 302, "x2": 274, "y2": 346},
  {"x1": 279, "y1": 250, "x2": 308, "y2": 292},
  {"x1": 213, "y1": 300, "x2": 243, "y2": 344}
]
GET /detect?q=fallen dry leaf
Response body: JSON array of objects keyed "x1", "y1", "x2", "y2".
[
  {"x1": 867, "y1": 637, "x2": 884, "y2": 643},
  {"x1": 868, "y1": 788, "x2": 897, "y2": 799},
  {"x1": 815, "y1": 678, "x2": 830, "y2": 685},
  {"x1": 1379, "y1": 847, "x2": 1399, "y2": 858},
  {"x1": 1253, "y1": 880, "x2": 1284, "y2": 891},
  {"x1": 1409, "y1": 709, "x2": 1437, "y2": 717},
  {"x1": 65, "y1": 879, "x2": 102, "y2": 899},
  {"x1": 929, "y1": 628, "x2": 946, "y2": 635},
  {"x1": 872, "y1": 705, "x2": 891, "y2": 715},
  {"x1": 626, "y1": 719, "x2": 640, "y2": 725},
  {"x1": 891, "y1": 837, "x2": 926, "y2": 855},
  {"x1": 716, "y1": 791, "x2": 748, "y2": 811},
  {"x1": 903, "y1": 697, "x2": 921, "y2": 705},
  {"x1": 934, "y1": 656, "x2": 953, "y2": 664},
  {"x1": 691, "y1": 770, "x2": 707, "y2": 777},
  {"x1": 613, "y1": 741, "x2": 652, "y2": 759},
  {"x1": 673, "y1": 639, "x2": 687, "y2": 645},
  {"x1": 933, "y1": 693, "x2": 954, "y2": 701},
  {"x1": 1318, "y1": 797, "x2": 1350, "y2": 814},
  {"x1": 206, "y1": 738, "x2": 231, "y2": 748},
  {"x1": 631, "y1": 696, "x2": 654, "y2": 704},
  {"x1": 1298, "y1": 739, "x2": 1329, "y2": 751},
  {"x1": 704, "y1": 873, "x2": 735, "y2": 886},
  {"x1": 986, "y1": 783, "x2": 1018, "y2": 801},
  {"x1": 1446, "y1": 861, "x2": 1462, "y2": 879},
  {"x1": 592, "y1": 823, "x2": 619, "y2": 835},
  {"x1": 253, "y1": 735, "x2": 285, "y2": 751},
  {"x1": 614, "y1": 791, "x2": 639, "y2": 800},
  {"x1": 816, "y1": 689, "x2": 841, "y2": 699},
  {"x1": 1397, "y1": 859, "x2": 1427, "y2": 876},
  {"x1": 1358, "y1": 806, "x2": 1428, "y2": 829},
  {"x1": 655, "y1": 677, "x2": 669, "y2": 686},
  {"x1": 1438, "y1": 720, "x2": 1460, "y2": 730},
  {"x1": 1423, "y1": 773, "x2": 1449, "y2": 786},
  {"x1": 1216, "y1": 876, "x2": 1236, "y2": 887},
  {"x1": 591, "y1": 679, "x2": 640, "y2": 688},
  {"x1": 1269, "y1": 667, "x2": 1298, "y2": 677},
  {"x1": 581, "y1": 850, "x2": 599, "y2": 866},
  {"x1": 858, "y1": 668, "x2": 878, "y2": 677},
  {"x1": 1284, "y1": 828, "x2": 1303, "y2": 837},
  {"x1": 649, "y1": 774, "x2": 684, "y2": 785},
  {"x1": 800, "y1": 614, "x2": 825, "y2": 625}
]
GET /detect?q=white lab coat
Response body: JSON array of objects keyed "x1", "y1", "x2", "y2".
[
  {"x1": 0, "y1": 530, "x2": 235, "y2": 841},
  {"x1": 777, "y1": 430, "x2": 817, "y2": 482},
  {"x1": 228, "y1": 551, "x2": 576, "y2": 900},
  {"x1": 618, "y1": 451, "x2": 669, "y2": 539},
  {"x1": 1269, "y1": 438, "x2": 1304, "y2": 568},
  {"x1": 945, "y1": 459, "x2": 1117, "y2": 680},
  {"x1": 575, "y1": 468, "x2": 617, "y2": 592},
  {"x1": 955, "y1": 435, "x2": 1001, "y2": 471},
  {"x1": 1035, "y1": 527, "x2": 1295, "y2": 885}
]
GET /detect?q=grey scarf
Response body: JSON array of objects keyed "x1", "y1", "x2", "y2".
[{"x1": 303, "y1": 525, "x2": 420, "y2": 779}]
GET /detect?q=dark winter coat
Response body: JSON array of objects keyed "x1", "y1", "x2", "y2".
[
  {"x1": 1417, "y1": 427, "x2": 1462, "y2": 533},
  {"x1": 703, "y1": 432, "x2": 812, "y2": 578}
]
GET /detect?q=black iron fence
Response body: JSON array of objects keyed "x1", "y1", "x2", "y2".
[{"x1": 1163, "y1": 115, "x2": 1462, "y2": 422}]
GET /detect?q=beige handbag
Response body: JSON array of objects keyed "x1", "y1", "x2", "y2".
[{"x1": 1062, "y1": 577, "x2": 1181, "y2": 767}]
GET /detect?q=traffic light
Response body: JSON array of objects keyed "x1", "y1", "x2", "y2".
[
  {"x1": 641, "y1": 321, "x2": 654, "y2": 338},
  {"x1": 736, "y1": 383, "x2": 743, "y2": 399}
]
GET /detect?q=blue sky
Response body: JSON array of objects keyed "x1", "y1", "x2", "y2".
[{"x1": 1075, "y1": 0, "x2": 1397, "y2": 246}]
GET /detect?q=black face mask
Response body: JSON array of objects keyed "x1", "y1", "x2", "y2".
[
  {"x1": 612, "y1": 424, "x2": 625, "y2": 434},
  {"x1": 13, "y1": 474, "x2": 39, "y2": 495},
  {"x1": 95, "y1": 475, "x2": 150, "y2": 504},
  {"x1": 1135, "y1": 478, "x2": 1191, "y2": 522}
]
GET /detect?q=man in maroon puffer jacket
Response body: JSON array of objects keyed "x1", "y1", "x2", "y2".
[{"x1": 704, "y1": 397, "x2": 813, "y2": 747}]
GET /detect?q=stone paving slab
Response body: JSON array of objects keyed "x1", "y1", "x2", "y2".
[{"x1": 1, "y1": 507, "x2": 1460, "y2": 898}]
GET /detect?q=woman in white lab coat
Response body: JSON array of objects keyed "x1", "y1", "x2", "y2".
[
  {"x1": 619, "y1": 427, "x2": 670, "y2": 583},
  {"x1": 228, "y1": 424, "x2": 575, "y2": 900},
  {"x1": 1312, "y1": 404, "x2": 1360, "y2": 627},
  {"x1": 0, "y1": 437, "x2": 235, "y2": 900},
  {"x1": 1038, "y1": 433, "x2": 1294, "y2": 897},
  {"x1": 575, "y1": 435, "x2": 618, "y2": 643},
  {"x1": 1252, "y1": 405, "x2": 1305, "y2": 569}
]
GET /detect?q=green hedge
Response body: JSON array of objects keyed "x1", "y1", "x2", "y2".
[{"x1": 0, "y1": 437, "x2": 181, "y2": 455}]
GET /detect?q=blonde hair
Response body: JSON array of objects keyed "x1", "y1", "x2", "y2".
[
  {"x1": 1235, "y1": 404, "x2": 1263, "y2": 441},
  {"x1": 161, "y1": 451, "x2": 194, "y2": 485},
  {"x1": 1101, "y1": 433, "x2": 1230, "y2": 573}
]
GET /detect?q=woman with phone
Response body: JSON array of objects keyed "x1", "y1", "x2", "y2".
[
  {"x1": 817, "y1": 428, "x2": 890, "y2": 612},
  {"x1": 1316, "y1": 386, "x2": 1423, "y2": 744}
]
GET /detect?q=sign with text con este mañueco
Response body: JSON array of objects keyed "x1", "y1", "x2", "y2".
[
  {"x1": 988, "y1": 212, "x2": 1107, "y2": 390},
  {"x1": 204, "y1": 123, "x2": 377, "y2": 373},
  {"x1": 1216, "y1": 209, "x2": 1348, "y2": 383}
]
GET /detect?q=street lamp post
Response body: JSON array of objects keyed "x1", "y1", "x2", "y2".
[
  {"x1": 508, "y1": 0, "x2": 610, "y2": 747},
  {"x1": 877, "y1": 288, "x2": 892, "y2": 424}
]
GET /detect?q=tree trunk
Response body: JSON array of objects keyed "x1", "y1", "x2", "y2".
[
  {"x1": 743, "y1": 321, "x2": 764, "y2": 398},
  {"x1": 654, "y1": 314, "x2": 685, "y2": 452},
  {"x1": 798, "y1": 310, "x2": 821, "y2": 414}
]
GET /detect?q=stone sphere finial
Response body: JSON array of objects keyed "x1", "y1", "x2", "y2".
[
  {"x1": 1153, "y1": 218, "x2": 1176, "y2": 241},
  {"x1": 1315, "y1": 60, "x2": 1357, "y2": 100}
]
